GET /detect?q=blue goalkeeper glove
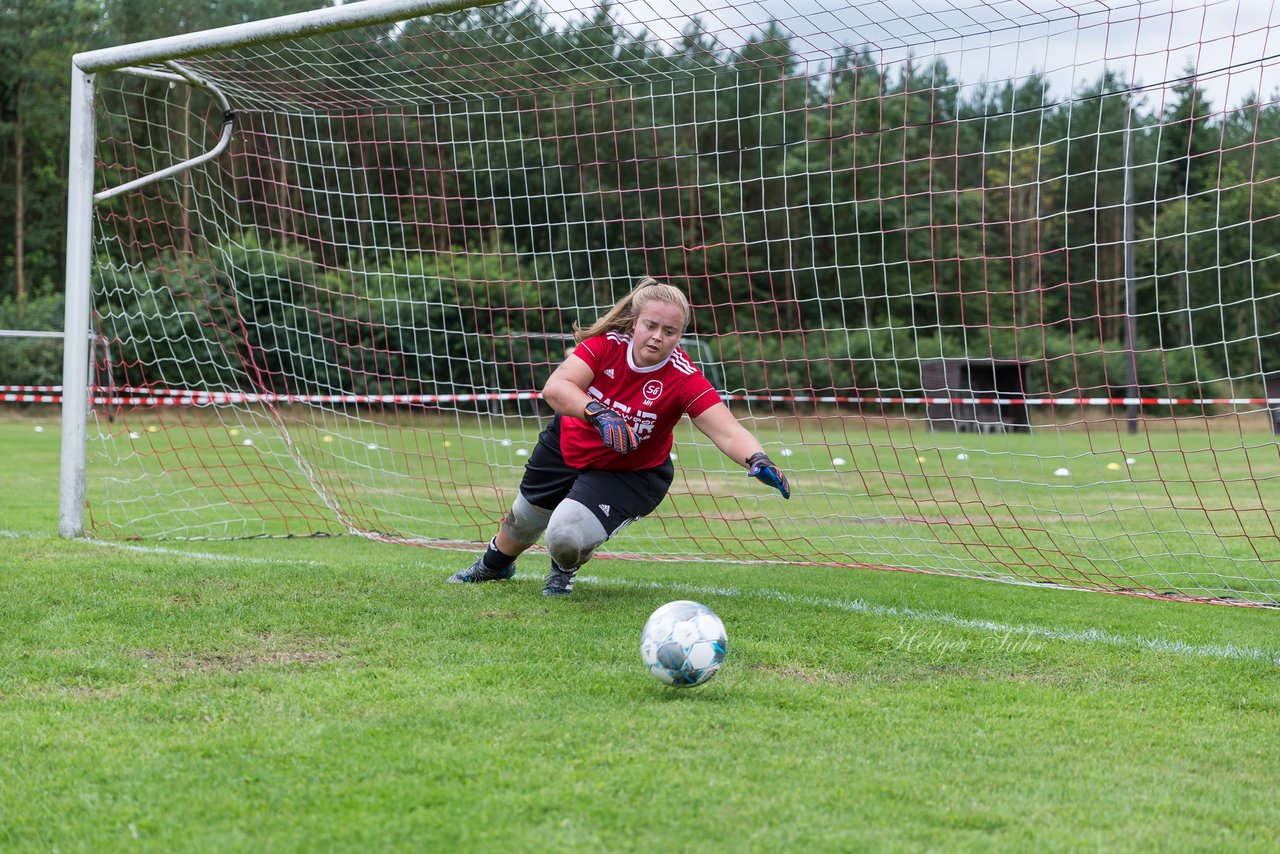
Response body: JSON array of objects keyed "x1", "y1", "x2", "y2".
[
  {"x1": 747, "y1": 452, "x2": 791, "y2": 499},
  {"x1": 584, "y1": 400, "x2": 639, "y2": 454}
]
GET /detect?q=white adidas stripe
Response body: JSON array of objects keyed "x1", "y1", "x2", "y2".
[{"x1": 670, "y1": 350, "x2": 697, "y2": 375}]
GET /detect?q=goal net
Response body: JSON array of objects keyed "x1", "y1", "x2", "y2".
[{"x1": 73, "y1": 0, "x2": 1280, "y2": 604}]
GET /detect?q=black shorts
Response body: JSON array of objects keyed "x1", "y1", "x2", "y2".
[{"x1": 519, "y1": 416, "x2": 675, "y2": 537}]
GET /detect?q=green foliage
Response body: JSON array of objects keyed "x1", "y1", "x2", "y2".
[
  {"x1": 0, "y1": 290, "x2": 64, "y2": 385},
  {"x1": 0, "y1": 0, "x2": 93, "y2": 309},
  {"x1": 96, "y1": 232, "x2": 548, "y2": 400},
  {"x1": 716, "y1": 325, "x2": 937, "y2": 397},
  {"x1": 5, "y1": 1, "x2": 1278, "y2": 400},
  {"x1": 1157, "y1": 68, "x2": 1218, "y2": 201},
  {"x1": 713, "y1": 323, "x2": 1215, "y2": 413},
  {"x1": 0, "y1": 0, "x2": 320, "y2": 313}
]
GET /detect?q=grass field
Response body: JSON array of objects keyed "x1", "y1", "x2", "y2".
[{"x1": 4, "y1": 413, "x2": 1280, "y2": 850}]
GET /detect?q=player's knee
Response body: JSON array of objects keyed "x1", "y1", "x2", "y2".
[
  {"x1": 500, "y1": 493, "x2": 552, "y2": 545},
  {"x1": 545, "y1": 499, "x2": 607, "y2": 570}
]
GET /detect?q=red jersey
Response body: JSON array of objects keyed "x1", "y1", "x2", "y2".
[{"x1": 561, "y1": 332, "x2": 721, "y2": 471}]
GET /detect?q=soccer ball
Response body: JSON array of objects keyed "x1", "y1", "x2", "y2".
[{"x1": 640, "y1": 600, "x2": 727, "y2": 688}]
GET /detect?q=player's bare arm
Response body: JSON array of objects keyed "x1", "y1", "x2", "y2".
[
  {"x1": 543, "y1": 352, "x2": 638, "y2": 454},
  {"x1": 693, "y1": 403, "x2": 791, "y2": 498},
  {"x1": 541, "y1": 353, "x2": 596, "y2": 417},
  {"x1": 691, "y1": 402, "x2": 764, "y2": 465}
]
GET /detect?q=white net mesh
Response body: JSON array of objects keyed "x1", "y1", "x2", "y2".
[{"x1": 85, "y1": 0, "x2": 1280, "y2": 604}]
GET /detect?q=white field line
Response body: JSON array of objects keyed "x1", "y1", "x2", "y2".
[
  {"x1": 550, "y1": 573, "x2": 1280, "y2": 664},
  {"x1": 78, "y1": 538, "x2": 321, "y2": 568},
  {"x1": 2, "y1": 529, "x2": 313, "y2": 569},
  {"x1": 5, "y1": 531, "x2": 1270, "y2": 662}
]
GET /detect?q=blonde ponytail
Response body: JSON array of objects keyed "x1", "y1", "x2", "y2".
[{"x1": 573, "y1": 276, "x2": 691, "y2": 343}]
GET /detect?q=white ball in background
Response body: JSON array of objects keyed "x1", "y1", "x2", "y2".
[
  {"x1": 128, "y1": 432, "x2": 140, "y2": 440},
  {"x1": 956, "y1": 453, "x2": 969, "y2": 461},
  {"x1": 321, "y1": 435, "x2": 334, "y2": 443},
  {"x1": 832, "y1": 457, "x2": 847, "y2": 466},
  {"x1": 1126, "y1": 457, "x2": 1137, "y2": 465},
  {"x1": 669, "y1": 452, "x2": 678, "y2": 461},
  {"x1": 516, "y1": 448, "x2": 528, "y2": 457},
  {"x1": 242, "y1": 439, "x2": 254, "y2": 446},
  {"x1": 367, "y1": 443, "x2": 379, "y2": 450},
  {"x1": 34, "y1": 425, "x2": 44, "y2": 433},
  {"x1": 1054, "y1": 467, "x2": 1071, "y2": 477},
  {"x1": 500, "y1": 439, "x2": 511, "y2": 446},
  {"x1": 780, "y1": 448, "x2": 793, "y2": 457}
]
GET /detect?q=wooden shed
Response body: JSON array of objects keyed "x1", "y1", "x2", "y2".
[
  {"x1": 1265, "y1": 372, "x2": 1280, "y2": 435},
  {"x1": 921, "y1": 358, "x2": 1031, "y2": 433}
]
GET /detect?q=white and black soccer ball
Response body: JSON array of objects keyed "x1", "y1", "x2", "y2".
[{"x1": 640, "y1": 600, "x2": 727, "y2": 688}]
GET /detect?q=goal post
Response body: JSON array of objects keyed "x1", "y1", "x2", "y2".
[
  {"x1": 59, "y1": 0, "x2": 495, "y2": 537},
  {"x1": 63, "y1": 0, "x2": 1280, "y2": 605},
  {"x1": 60, "y1": 65, "x2": 95, "y2": 539}
]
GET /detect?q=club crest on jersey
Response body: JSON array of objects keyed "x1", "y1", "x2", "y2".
[{"x1": 643, "y1": 380, "x2": 664, "y2": 403}]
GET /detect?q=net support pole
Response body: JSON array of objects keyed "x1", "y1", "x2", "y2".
[
  {"x1": 1123, "y1": 96, "x2": 1140, "y2": 435},
  {"x1": 59, "y1": 65, "x2": 96, "y2": 538}
]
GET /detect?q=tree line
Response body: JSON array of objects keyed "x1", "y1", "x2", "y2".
[{"x1": 3, "y1": 0, "x2": 1278, "y2": 401}]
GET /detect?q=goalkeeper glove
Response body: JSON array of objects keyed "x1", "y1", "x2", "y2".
[
  {"x1": 746, "y1": 452, "x2": 791, "y2": 499},
  {"x1": 584, "y1": 400, "x2": 639, "y2": 454}
]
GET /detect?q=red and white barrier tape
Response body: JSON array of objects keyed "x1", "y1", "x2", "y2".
[{"x1": 5, "y1": 387, "x2": 1280, "y2": 407}]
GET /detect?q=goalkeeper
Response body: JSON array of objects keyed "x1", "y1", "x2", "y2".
[{"x1": 449, "y1": 276, "x2": 792, "y2": 596}]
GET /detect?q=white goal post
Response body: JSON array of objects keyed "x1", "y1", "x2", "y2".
[
  {"x1": 62, "y1": 0, "x2": 1280, "y2": 606},
  {"x1": 61, "y1": 0, "x2": 492, "y2": 538}
]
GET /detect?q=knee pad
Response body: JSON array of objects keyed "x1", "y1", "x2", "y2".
[
  {"x1": 544, "y1": 499, "x2": 608, "y2": 570},
  {"x1": 500, "y1": 493, "x2": 553, "y2": 545}
]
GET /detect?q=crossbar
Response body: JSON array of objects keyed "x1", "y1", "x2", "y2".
[{"x1": 72, "y1": 0, "x2": 500, "y2": 73}]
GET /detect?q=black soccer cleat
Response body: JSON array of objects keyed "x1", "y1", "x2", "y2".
[
  {"x1": 541, "y1": 561, "x2": 576, "y2": 597},
  {"x1": 447, "y1": 556, "x2": 516, "y2": 584}
]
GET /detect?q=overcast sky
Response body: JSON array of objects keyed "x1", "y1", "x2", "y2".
[{"x1": 534, "y1": 0, "x2": 1279, "y2": 112}]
